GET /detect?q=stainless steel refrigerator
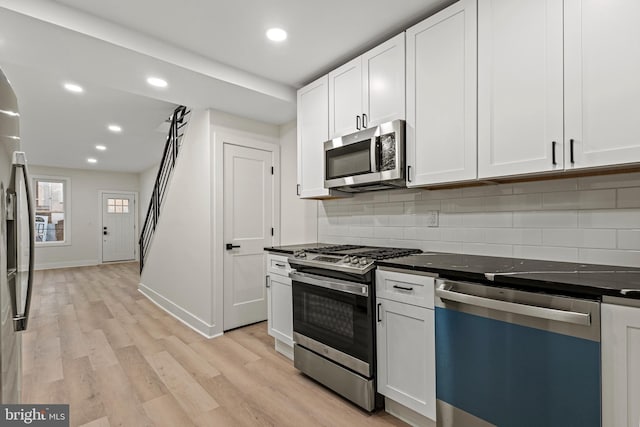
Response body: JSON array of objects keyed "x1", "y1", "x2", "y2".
[{"x1": 0, "y1": 67, "x2": 35, "y2": 404}]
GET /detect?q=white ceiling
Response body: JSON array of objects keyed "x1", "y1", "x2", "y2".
[{"x1": 0, "y1": 0, "x2": 451, "y2": 172}]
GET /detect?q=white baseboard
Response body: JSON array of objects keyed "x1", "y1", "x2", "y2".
[
  {"x1": 35, "y1": 259, "x2": 99, "y2": 271},
  {"x1": 138, "y1": 283, "x2": 221, "y2": 339},
  {"x1": 385, "y1": 398, "x2": 436, "y2": 427},
  {"x1": 275, "y1": 339, "x2": 294, "y2": 360}
]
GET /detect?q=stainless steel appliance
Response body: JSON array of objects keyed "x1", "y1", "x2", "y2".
[
  {"x1": 289, "y1": 245, "x2": 421, "y2": 411},
  {"x1": 435, "y1": 279, "x2": 600, "y2": 427},
  {"x1": 324, "y1": 120, "x2": 405, "y2": 192},
  {"x1": 1, "y1": 68, "x2": 35, "y2": 403}
]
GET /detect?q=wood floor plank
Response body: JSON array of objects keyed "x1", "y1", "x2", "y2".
[
  {"x1": 146, "y1": 351, "x2": 219, "y2": 416},
  {"x1": 142, "y1": 394, "x2": 196, "y2": 427},
  {"x1": 86, "y1": 330, "x2": 119, "y2": 370},
  {"x1": 101, "y1": 318, "x2": 134, "y2": 349},
  {"x1": 161, "y1": 335, "x2": 220, "y2": 382},
  {"x1": 115, "y1": 346, "x2": 168, "y2": 403},
  {"x1": 78, "y1": 416, "x2": 111, "y2": 427},
  {"x1": 94, "y1": 364, "x2": 155, "y2": 427},
  {"x1": 62, "y1": 356, "x2": 106, "y2": 426}
]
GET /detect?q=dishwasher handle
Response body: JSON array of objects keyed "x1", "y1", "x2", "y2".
[{"x1": 436, "y1": 287, "x2": 591, "y2": 326}]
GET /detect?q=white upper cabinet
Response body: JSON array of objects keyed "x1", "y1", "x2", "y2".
[
  {"x1": 297, "y1": 75, "x2": 331, "y2": 199},
  {"x1": 406, "y1": 0, "x2": 477, "y2": 186},
  {"x1": 329, "y1": 33, "x2": 405, "y2": 138},
  {"x1": 478, "y1": 0, "x2": 564, "y2": 179},
  {"x1": 564, "y1": 0, "x2": 640, "y2": 170}
]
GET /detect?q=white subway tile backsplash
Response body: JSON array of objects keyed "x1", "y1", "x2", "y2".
[
  {"x1": 617, "y1": 188, "x2": 640, "y2": 208},
  {"x1": 512, "y1": 246, "x2": 579, "y2": 263},
  {"x1": 578, "y1": 249, "x2": 640, "y2": 268},
  {"x1": 542, "y1": 189, "x2": 616, "y2": 210},
  {"x1": 463, "y1": 243, "x2": 513, "y2": 257},
  {"x1": 317, "y1": 172, "x2": 640, "y2": 267},
  {"x1": 461, "y1": 212, "x2": 513, "y2": 228},
  {"x1": 512, "y1": 178, "x2": 578, "y2": 194},
  {"x1": 578, "y1": 209, "x2": 640, "y2": 229},
  {"x1": 578, "y1": 172, "x2": 640, "y2": 190},
  {"x1": 618, "y1": 230, "x2": 640, "y2": 250},
  {"x1": 485, "y1": 228, "x2": 543, "y2": 245},
  {"x1": 374, "y1": 227, "x2": 404, "y2": 240},
  {"x1": 513, "y1": 211, "x2": 578, "y2": 228},
  {"x1": 542, "y1": 228, "x2": 617, "y2": 249}
]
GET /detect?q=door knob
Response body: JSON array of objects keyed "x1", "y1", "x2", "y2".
[{"x1": 225, "y1": 243, "x2": 240, "y2": 250}]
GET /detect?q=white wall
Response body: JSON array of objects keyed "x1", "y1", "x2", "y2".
[
  {"x1": 138, "y1": 163, "x2": 159, "y2": 231},
  {"x1": 318, "y1": 172, "x2": 640, "y2": 267},
  {"x1": 279, "y1": 120, "x2": 318, "y2": 244},
  {"x1": 139, "y1": 110, "x2": 215, "y2": 336},
  {"x1": 30, "y1": 165, "x2": 139, "y2": 270}
]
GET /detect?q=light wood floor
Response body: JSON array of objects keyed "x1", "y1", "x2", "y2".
[{"x1": 23, "y1": 262, "x2": 408, "y2": 427}]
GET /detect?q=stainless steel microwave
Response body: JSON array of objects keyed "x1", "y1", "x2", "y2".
[{"x1": 324, "y1": 119, "x2": 405, "y2": 192}]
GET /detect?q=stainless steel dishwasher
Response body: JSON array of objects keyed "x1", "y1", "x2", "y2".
[{"x1": 435, "y1": 279, "x2": 601, "y2": 427}]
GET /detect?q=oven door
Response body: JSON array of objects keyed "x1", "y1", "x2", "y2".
[{"x1": 290, "y1": 271, "x2": 373, "y2": 377}]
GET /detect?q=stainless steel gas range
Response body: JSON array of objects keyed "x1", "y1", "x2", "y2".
[{"x1": 288, "y1": 245, "x2": 421, "y2": 411}]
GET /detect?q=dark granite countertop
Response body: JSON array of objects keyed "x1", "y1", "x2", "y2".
[
  {"x1": 265, "y1": 244, "x2": 640, "y2": 300},
  {"x1": 377, "y1": 253, "x2": 640, "y2": 300}
]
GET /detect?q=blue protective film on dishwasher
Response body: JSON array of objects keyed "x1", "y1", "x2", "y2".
[{"x1": 435, "y1": 307, "x2": 601, "y2": 427}]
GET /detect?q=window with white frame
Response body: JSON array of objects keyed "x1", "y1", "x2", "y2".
[{"x1": 33, "y1": 176, "x2": 70, "y2": 244}]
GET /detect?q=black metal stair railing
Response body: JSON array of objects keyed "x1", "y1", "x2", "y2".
[{"x1": 139, "y1": 105, "x2": 190, "y2": 273}]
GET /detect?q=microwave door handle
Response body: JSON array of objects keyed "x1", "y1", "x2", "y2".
[
  {"x1": 374, "y1": 136, "x2": 381, "y2": 172},
  {"x1": 8, "y1": 155, "x2": 35, "y2": 332}
]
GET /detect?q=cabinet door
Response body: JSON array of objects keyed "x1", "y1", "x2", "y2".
[
  {"x1": 602, "y1": 303, "x2": 640, "y2": 427},
  {"x1": 267, "y1": 274, "x2": 293, "y2": 346},
  {"x1": 478, "y1": 0, "x2": 564, "y2": 179},
  {"x1": 376, "y1": 298, "x2": 435, "y2": 420},
  {"x1": 328, "y1": 57, "x2": 363, "y2": 138},
  {"x1": 362, "y1": 33, "x2": 405, "y2": 128},
  {"x1": 406, "y1": 0, "x2": 477, "y2": 186},
  {"x1": 565, "y1": 0, "x2": 640, "y2": 169},
  {"x1": 297, "y1": 75, "x2": 331, "y2": 198}
]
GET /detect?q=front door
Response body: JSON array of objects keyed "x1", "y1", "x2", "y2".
[
  {"x1": 102, "y1": 192, "x2": 136, "y2": 262},
  {"x1": 223, "y1": 143, "x2": 273, "y2": 331}
]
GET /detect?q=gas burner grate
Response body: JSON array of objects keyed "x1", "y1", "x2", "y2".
[
  {"x1": 355, "y1": 248, "x2": 422, "y2": 260},
  {"x1": 308, "y1": 244, "x2": 365, "y2": 253}
]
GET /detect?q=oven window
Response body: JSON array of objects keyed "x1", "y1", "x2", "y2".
[
  {"x1": 326, "y1": 140, "x2": 372, "y2": 180},
  {"x1": 306, "y1": 294, "x2": 354, "y2": 339},
  {"x1": 292, "y1": 281, "x2": 372, "y2": 365}
]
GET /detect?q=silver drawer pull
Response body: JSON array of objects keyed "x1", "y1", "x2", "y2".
[
  {"x1": 436, "y1": 288, "x2": 591, "y2": 326},
  {"x1": 274, "y1": 263, "x2": 286, "y2": 268},
  {"x1": 393, "y1": 285, "x2": 414, "y2": 291}
]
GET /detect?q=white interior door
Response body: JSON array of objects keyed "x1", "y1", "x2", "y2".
[
  {"x1": 102, "y1": 192, "x2": 136, "y2": 262},
  {"x1": 223, "y1": 143, "x2": 273, "y2": 331}
]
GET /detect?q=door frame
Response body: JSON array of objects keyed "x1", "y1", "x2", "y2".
[
  {"x1": 97, "y1": 190, "x2": 139, "y2": 264},
  {"x1": 212, "y1": 129, "x2": 280, "y2": 336}
]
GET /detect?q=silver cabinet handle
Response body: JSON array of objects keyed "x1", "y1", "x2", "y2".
[
  {"x1": 265, "y1": 275, "x2": 270, "y2": 288},
  {"x1": 436, "y1": 288, "x2": 591, "y2": 326},
  {"x1": 274, "y1": 263, "x2": 286, "y2": 268}
]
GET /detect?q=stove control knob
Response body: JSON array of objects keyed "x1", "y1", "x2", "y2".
[
  {"x1": 359, "y1": 258, "x2": 369, "y2": 265},
  {"x1": 294, "y1": 251, "x2": 307, "y2": 258},
  {"x1": 350, "y1": 257, "x2": 359, "y2": 265},
  {"x1": 342, "y1": 255, "x2": 351, "y2": 261}
]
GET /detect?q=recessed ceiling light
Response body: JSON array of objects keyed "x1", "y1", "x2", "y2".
[
  {"x1": 95, "y1": 145, "x2": 107, "y2": 151},
  {"x1": 147, "y1": 77, "x2": 168, "y2": 88},
  {"x1": 107, "y1": 124, "x2": 122, "y2": 133},
  {"x1": 87, "y1": 158, "x2": 97, "y2": 164},
  {"x1": 64, "y1": 83, "x2": 84, "y2": 93},
  {"x1": 266, "y1": 28, "x2": 287, "y2": 42}
]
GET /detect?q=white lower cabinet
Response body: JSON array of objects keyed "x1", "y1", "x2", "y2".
[
  {"x1": 602, "y1": 300, "x2": 640, "y2": 427},
  {"x1": 266, "y1": 254, "x2": 293, "y2": 359},
  {"x1": 376, "y1": 269, "x2": 436, "y2": 422}
]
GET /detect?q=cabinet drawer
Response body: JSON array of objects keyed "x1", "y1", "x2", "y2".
[
  {"x1": 267, "y1": 254, "x2": 291, "y2": 276},
  {"x1": 376, "y1": 269, "x2": 435, "y2": 308}
]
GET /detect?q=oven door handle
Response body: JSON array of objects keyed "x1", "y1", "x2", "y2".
[
  {"x1": 436, "y1": 287, "x2": 591, "y2": 326},
  {"x1": 289, "y1": 271, "x2": 369, "y2": 297}
]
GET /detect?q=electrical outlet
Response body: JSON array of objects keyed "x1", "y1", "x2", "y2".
[{"x1": 426, "y1": 210, "x2": 439, "y2": 227}]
